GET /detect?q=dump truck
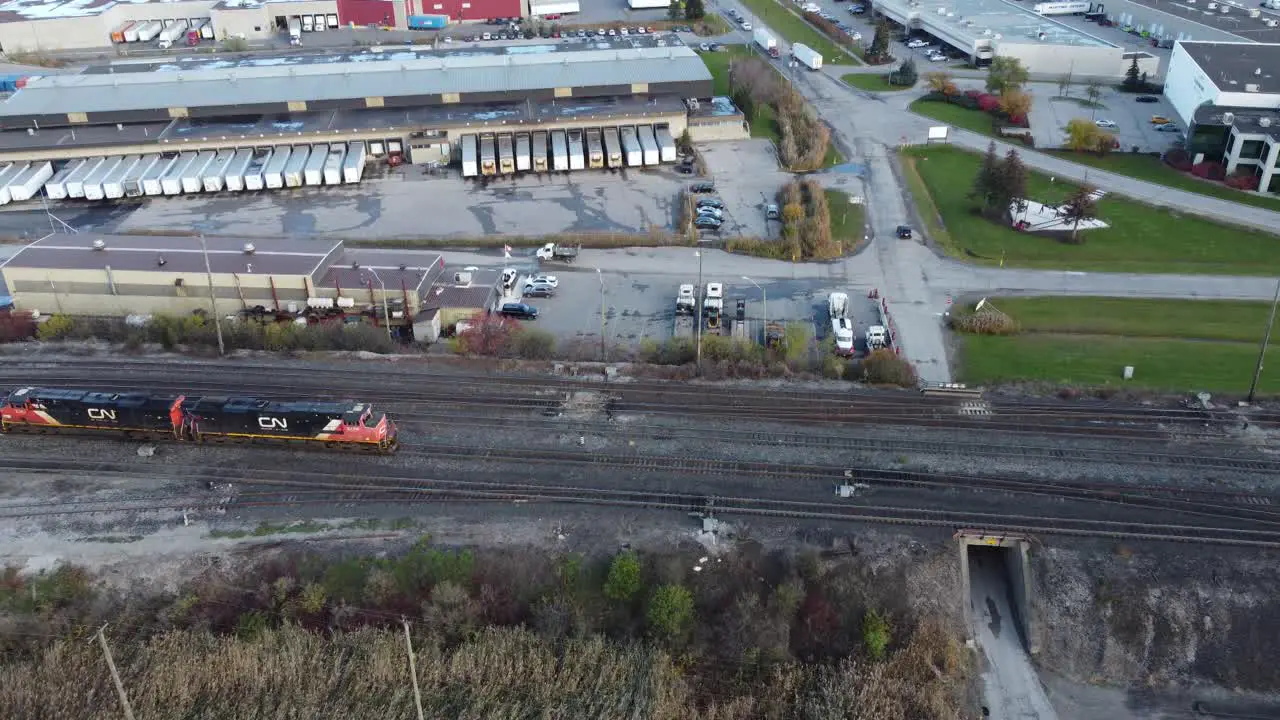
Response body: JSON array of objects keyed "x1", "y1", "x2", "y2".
[
  {"x1": 535, "y1": 242, "x2": 580, "y2": 262},
  {"x1": 829, "y1": 292, "x2": 854, "y2": 355},
  {"x1": 753, "y1": 27, "x2": 780, "y2": 58},
  {"x1": 585, "y1": 128, "x2": 604, "y2": 169}
]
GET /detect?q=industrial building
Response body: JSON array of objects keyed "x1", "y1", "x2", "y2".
[
  {"x1": 0, "y1": 233, "x2": 488, "y2": 337},
  {"x1": 1165, "y1": 41, "x2": 1280, "y2": 196},
  {"x1": 0, "y1": 0, "x2": 526, "y2": 53},
  {"x1": 0, "y1": 37, "x2": 722, "y2": 200},
  {"x1": 872, "y1": 0, "x2": 1157, "y2": 77}
]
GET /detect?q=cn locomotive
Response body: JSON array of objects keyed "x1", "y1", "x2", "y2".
[{"x1": 0, "y1": 387, "x2": 398, "y2": 453}]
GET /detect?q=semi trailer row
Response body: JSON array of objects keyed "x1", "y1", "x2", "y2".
[{"x1": 458, "y1": 124, "x2": 679, "y2": 177}]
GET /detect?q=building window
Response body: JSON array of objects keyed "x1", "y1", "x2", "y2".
[
  {"x1": 1240, "y1": 139, "x2": 1266, "y2": 160},
  {"x1": 434, "y1": 3, "x2": 442, "y2": 7},
  {"x1": 461, "y1": 2, "x2": 470, "y2": 6}
]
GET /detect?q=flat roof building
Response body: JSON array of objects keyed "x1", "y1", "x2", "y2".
[{"x1": 1165, "y1": 42, "x2": 1280, "y2": 127}]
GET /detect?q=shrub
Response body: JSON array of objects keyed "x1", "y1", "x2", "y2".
[
  {"x1": 646, "y1": 584, "x2": 695, "y2": 641},
  {"x1": 511, "y1": 328, "x2": 556, "y2": 359},
  {"x1": 36, "y1": 314, "x2": 75, "y2": 341},
  {"x1": 976, "y1": 94, "x2": 1000, "y2": 113},
  {"x1": 603, "y1": 551, "x2": 643, "y2": 602},
  {"x1": 862, "y1": 349, "x2": 917, "y2": 387},
  {"x1": 862, "y1": 608, "x2": 891, "y2": 660},
  {"x1": 1164, "y1": 148, "x2": 1193, "y2": 171},
  {"x1": 951, "y1": 308, "x2": 1019, "y2": 335},
  {"x1": 1225, "y1": 172, "x2": 1260, "y2": 191},
  {"x1": 1191, "y1": 161, "x2": 1226, "y2": 181}
]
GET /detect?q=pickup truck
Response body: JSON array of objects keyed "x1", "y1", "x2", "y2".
[{"x1": 535, "y1": 242, "x2": 580, "y2": 262}]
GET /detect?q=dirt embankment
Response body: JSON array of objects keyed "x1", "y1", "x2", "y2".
[{"x1": 1031, "y1": 543, "x2": 1280, "y2": 691}]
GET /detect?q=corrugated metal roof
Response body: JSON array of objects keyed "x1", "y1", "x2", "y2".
[{"x1": 0, "y1": 46, "x2": 710, "y2": 117}]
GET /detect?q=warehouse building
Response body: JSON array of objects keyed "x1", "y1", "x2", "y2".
[
  {"x1": 872, "y1": 0, "x2": 1154, "y2": 77},
  {"x1": 0, "y1": 234, "x2": 455, "y2": 330},
  {"x1": 0, "y1": 37, "x2": 716, "y2": 193},
  {"x1": 0, "y1": 0, "x2": 525, "y2": 53},
  {"x1": 1164, "y1": 41, "x2": 1280, "y2": 196}
]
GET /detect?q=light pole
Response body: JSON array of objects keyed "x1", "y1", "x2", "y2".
[
  {"x1": 695, "y1": 250, "x2": 703, "y2": 373},
  {"x1": 742, "y1": 275, "x2": 765, "y2": 344},
  {"x1": 595, "y1": 267, "x2": 606, "y2": 362},
  {"x1": 198, "y1": 234, "x2": 225, "y2": 356},
  {"x1": 364, "y1": 267, "x2": 393, "y2": 341},
  {"x1": 1248, "y1": 278, "x2": 1280, "y2": 403}
]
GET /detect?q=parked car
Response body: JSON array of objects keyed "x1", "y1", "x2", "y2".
[
  {"x1": 850, "y1": 5, "x2": 867, "y2": 13},
  {"x1": 1135, "y1": 95, "x2": 1160, "y2": 103},
  {"x1": 1150, "y1": 115, "x2": 1171, "y2": 124},
  {"x1": 895, "y1": 225, "x2": 913, "y2": 239},
  {"x1": 1155, "y1": 123, "x2": 1181, "y2": 132},
  {"x1": 741, "y1": 21, "x2": 753, "y2": 30},
  {"x1": 697, "y1": 197, "x2": 724, "y2": 209},
  {"x1": 529, "y1": 273, "x2": 559, "y2": 288},
  {"x1": 499, "y1": 302, "x2": 539, "y2": 319},
  {"x1": 699, "y1": 42, "x2": 710, "y2": 51},
  {"x1": 690, "y1": 182, "x2": 716, "y2": 193},
  {"x1": 694, "y1": 216, "x2": 722, "y2": 230},
  {"x1": 523, "y1": 285, "x2": 555, "y2": 298},
  {"x1": 696, "y1": 206, "x2": 724, "y2": 219},
  {"x1": 906, "y1": 39, "x2": 929, "y2": 48},
  {"x1": 927, "y1": 52, "x2": 947, "y2": 62},
  {"x1": 1094, "y1": 119, "x2": 1117, "y2": 128},
  {"x1": 766, "y1": 203, "x2": 780, "y2": 219}
]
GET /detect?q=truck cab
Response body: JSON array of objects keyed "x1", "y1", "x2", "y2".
[
  {"x1": 704, "y1": 282, "x2": 724, "y2": 328},
  {"x1": 832, "y1": 318, "x2": 855, "y2": 355},
  {"x1": 866, "y1": 325, "x2": 888, "y2": 350},
  {"x1": 676, "y1": 284, "x2": 696, "y2": 315}
]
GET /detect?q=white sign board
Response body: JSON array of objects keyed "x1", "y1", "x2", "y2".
[{"x1": 927, "y1": 126, "x2": 949, "y2": 143}]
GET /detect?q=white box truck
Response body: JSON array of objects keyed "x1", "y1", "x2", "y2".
[
  {"x1": 43, "y1": 159, "x2": 85, "y2": 200},
  {"x1": 183, "y1": 151, "x2": 217, "y2": 193},
  {"x1": 461, "y1": 135, "x2": 479, "y2": 177},
  {"x1": 0, "y1": 163, "x2": 25, "y2": 205},
  {"x1": 157, "y1": 20, "x2": 188, "y2": 49},
  {"x1": 81, "y1": 156, "x2": 123, "y2": 201},
  {"x1": 120, "y1": 155, "x2": 159, "y2": 198},
  {"x1": 531, "y1": 131, "x2": 548, "y2": 172},
  {"x1": 322, "y1": 144, "x2": 347, "y2": 185},
  {"x1": 200, "y1": 19, "x2": 214, "y2": 39},
  {"x1": 264, "y1": 146, "x2": 292, "y2": 189},
  {"x1": 342, "y1": 141, "x2": 366, "y2": 183},
  {"x1": 284, "y1": 145, "x2": 310, "y2": 187},
  {"x1": 793, "y1": 43, "x2": 823, "y2": 70},
  {"x1": 289, "y1": 18, "x2": 302, "y2": 44},
  {"x1": 515, "y1": 133, "x2": 531, "y2": 172},
  {"x1": 160, "y1": 154, "x2": 194, "y2": 195},
  {"x1": 753, "y1": 27, "x2": 780, "y2": 58},
  {"x1": 303, "y1": 144, "x2": 328, "y2": 186},
  {"x1": 141, "y1": 155, "x2": 173, "y2": 196},
  {"x1": 202, "y1": 150, "x2": 235, "y2": 192},
  {"x1": 7, "y1": 161, "x2": 53, "y2": 203},
  {"x1": 637, "y1": 124, "x2": 659, "y2": 165},
  {"x1": 65, "y1": 158, "x2": 103, "y2": 198},
  {"x1": 135, "y1": 21, "x2": 163, "y2": 43},
  {"x1": 242, "y1": 148, "x2": 272, "y2": 191},
  {"x1": 654, "y1": 125, "x2": 677, "y2": 163},
  {"x1": 102, "y1": 155, "x2": 141, "y2": 199},
  {"x1": 223, "y1": 148, "x2": 255, "y2": 191},
  {"x1": 124, "y1": 22, "x2": 142, "y2": 42},
  {"x1": 566, "y1": 130, "x2": 585, "y2": 171},
  {"x1": 551, "y1": 130, "x2": 569, "y2": 171},
  {"x1": 620, "y1": 126, "x2": 642, "y2": 167}
]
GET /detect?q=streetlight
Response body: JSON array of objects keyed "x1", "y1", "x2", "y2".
[
  {"x1": 695, "y1": 250, "x2": 703, "y2": 373},
  {"x1": 198, "y1": 234, "x2": 225, "y2": 356},
  {"x1": 364, "y1": 267, "x2": 393, "y2": 341},
  {"x1": 742, "y1": 275, "x2": 765, "y2": 344},
  {"x1": 1248, "y1": 278, "x2": 1280, "y2": 403},
  {"x1": 595, "y1": 268, "x2": 606, "y2": 363}
]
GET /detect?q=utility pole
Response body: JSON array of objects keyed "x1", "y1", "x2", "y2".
[
  {"x1": 596, "y1": 268, "x2": 606, "y2": 362},
  {"x1": 1248, "y1": 278, "x2": 1280, "y2": 403},
  {"x1": 198, "y1": 234, "x2": 225, "y2": 357},
  {"x1": 694, "y1": 250, "x2": 703, "y2": 373},
  {"x1": 742, "y1": 276, "x2": 765, "y2": 344},
  {"x1": 365, "y1": 268, "x2": 393, "y2": 341},
  {"x1": 92, "y1": 624, "x2": 135, "y2": 720},
  {"x1": 402, "y1": 618, "x2": 426, "y2": 720}
]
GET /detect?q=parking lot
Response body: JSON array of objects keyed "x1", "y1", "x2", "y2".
[
  {"x1": 1027, "y1": 83, "x2": 1183, "y2": 151},
  {"x1": 698, "y1": 139, "x2": 793, "y2": 239}
]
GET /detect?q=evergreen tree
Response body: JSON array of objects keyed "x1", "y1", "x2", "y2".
[
  {"x1": 889, "y1": 57, "x2": 917, "y2": 86},
  {"x1": 969, "y1": 141, "x2": 1001, "y2": 210},
  {"x1": 996, "y1": 149, "x2": 1027, "y2": 220},
  {"x1": 868, "y1": 17, "x2": 891, "y2": 60},
  {"x1": 684, "y1": 0, "x2": 705, "y2": 19},
  {"x1": 1122, "y1": 55, "x2": 1141, "y2": 91}
]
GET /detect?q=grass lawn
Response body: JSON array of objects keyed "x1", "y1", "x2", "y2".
[
  {"x1": 900, "y1": 144, "x2": 1280, "y2": 275},
  {"x1": 1045, "y1": 151, "x2": 1280, "y2": 212},
  {"x1": 697, "y1": 47, "x2": 780, "y2": 142},
  {"x1": 953, "y1": 297, "x2": 1280, "y2": 394},
  {"x1": 909, "y1": 99, "x2": 997, "y2": 137},
  {"x1": 736, "y1": 0, "x2": 857, "y2": 64},
  {"x1": 826, "y1": 189, "x2": 865, "y2": 244},
  {"x1": 842, "y1": 73, "x2": 912, "y2": 92}
]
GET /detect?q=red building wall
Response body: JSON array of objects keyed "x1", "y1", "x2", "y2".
[
  {"x1": 337, "y1": 0, "x2": 397, "y2": 27},
  {"x1": 406, "y1": 0, "x2": 522, "y2": 21}
]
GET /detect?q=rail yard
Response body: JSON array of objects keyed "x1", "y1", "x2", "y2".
[{"x1": 3, "y1": 356, "x2": 1280, "y2": 548}]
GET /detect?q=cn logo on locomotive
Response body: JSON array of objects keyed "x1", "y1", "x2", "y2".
[
  {"x1": 87, "y1": 408, "x2": 118, "y2": 421},
  {"x1": 258, "y1": 417, "x2": 288, "y2": 430}
]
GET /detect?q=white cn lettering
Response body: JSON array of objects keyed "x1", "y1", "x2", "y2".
[
  {"x1": 258, "y1": 417, "x2": 288, "y2": 430},
  {"x1": 87, "y1": 408, "x2": 117, "y2": 421}
]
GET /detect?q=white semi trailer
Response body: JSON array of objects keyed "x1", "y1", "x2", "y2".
[
  {"x1": 141, "y1": 155, "x2": 174, "y2": 196},
  {"x1": 43, "y1": 159, "x2": 86, "y2": 200},
  {"x1": 342, "y1": 141, "x2": 366, "y2": 183},
  {"x1": 243, "y1": 149, "x2": 272, "y2": 191},
  {"x1": 303, "y1": 144, "x2": 328, "y2": 186},
  {"x1": 461, "y1": 135, "x2": 479, "y2": 178},
  {"x1": 284, "y1": 145, "x2": 311, "y2": 187},
  {"x1": 223, "y1": 148, "x2": 255, "y2": 191},
  {"x1": 264, "y1": 146, "x2": 293, "y2": 189},
  {"x1": 102, "y1": 155, "x2": 142, "y2": 199}
]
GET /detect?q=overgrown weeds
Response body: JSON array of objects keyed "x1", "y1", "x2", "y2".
[{"x1": 728, "y1": 57, "x2": 832, "y2": 171}]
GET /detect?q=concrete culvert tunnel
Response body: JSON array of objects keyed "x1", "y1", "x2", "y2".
[{"x1": 965, "y1": 543, "x2": 1032, "y2": 653}]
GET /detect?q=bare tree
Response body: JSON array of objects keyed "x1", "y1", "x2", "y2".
[{"x1": 1059, "y1": 185, "x2": 1099, "y2": 244}]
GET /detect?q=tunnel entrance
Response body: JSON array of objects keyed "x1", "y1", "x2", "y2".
[{"x1": 958, "y1": 533, "x2": 1036, "y2": 655}]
